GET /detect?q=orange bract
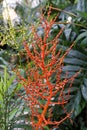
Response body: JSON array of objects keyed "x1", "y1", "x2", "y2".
[{"x1": 18, "y1": 7, "x2": 78, "y2": 130}]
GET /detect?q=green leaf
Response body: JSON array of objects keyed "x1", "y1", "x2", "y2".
[
  {"x1": 3, "y1": 67, "x2": 7, "y2": 92},
  {"x1": 7, "y1": 75, "x2": 16, "y2": 89},
  {"x1": 75, "y1": 31, "x2": 87, "y2": 43},
  {"x1": 73, "y1": 90, "x2": 86, "y2": 117},
  {"x1": 68, "y1": 49, "x2": 87, "y2": 60},
  {"x1": 44, "y1": 126, "x2": 50, "y2": 130},
  {"x1": 14, "y1": 114, "x2": 29, "y2": 121},
  {"x1": 13, "y1": 124, "x2": 32, "y2": 129},
  {"x1": 9, "y1": 107, "x2": 19, "y2": 121},
  {"x1": 64, "y1": 28, "x2": 72, "y2": 41},
  {"x1": 0, "y1": 57, "x2": 8, "y2": 66},
  {"x1": 62, "y1": 65, "x2": 81, "y2": 72},
  {"x1": 64, "y1": 87, "x2": 78, "y2": 94},
  {"x1": 80, "y1": 37, "x2": 87, "y2": 47},
  {"x1": 64, "y1": 58, "x2": 87, "y2": 66},
  {"x1": 0, "y1": 78, "x2": 3, "y2": 101},
  {"x1": 81, "y1": 78, "x2": 87, "y2": 101},
  {"x1": 81, "y1": 128, "x2": 87, "y2": 130},
  {"x1": 77, "y1": 11, "x2": 87, "y2": 19},
  {"x1": 57, "y1": 45, "x2": 87, "y2": 60}
]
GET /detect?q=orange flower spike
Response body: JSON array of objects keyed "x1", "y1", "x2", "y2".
[
  {"x1": 41, "y1": 45, "x2": 45, "y2": 60},
  {"x1": 17, "y1": 6, "x2": 79, "y2": 130}
]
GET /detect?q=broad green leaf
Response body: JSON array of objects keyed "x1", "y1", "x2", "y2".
[
  {"x1": 77, "y1": 11, "x2": 87, "y2": 19},
  {"x1": 7, "y1": 75, "x2": 16, "y2": 89},
  {"x1": 64, "y1": 28, "x2": 72, "y2": 41},
  {"x1": 14, "y1": 114, "x2": 29, "y2": 121},
  {"x1": 64, "y1": 58, "x2": 87, "y2": 66},
  {"x1": 68, "y1": 49, "x2": 87, "y2": 60},
  {"x1": 44, "y1": 126, "x2": 50, "y2": 130},
  {"x1": 9, "y1": 107, "x2": 19, "y2": 121},
  {"x1": 81, "y1": 127, "x2": 87, "y2": 130},
  {"x1": 74, "y1": 90, "x2": 86, "y2": 117},
  {"x1": 80, "y1": 37, "x2": 87, "y2": 47},
  {"x1": 62, "y1": 65, "x2": 81, "y2": 72},
  {"x1": 57, "y1": 45, "x2": 87, "y2": 60},
  {"x1": 0, "y1": 57, "x2": 8, "y2": 66},
  {"x1": 15, "y1": 83, "x2": 22, "y2": 91},
  {"x1": 75, "y1": 31, "x2": 87, "y2": 43},
  {"x1": 81, "y1": 78, "x2": 87, "y2": 101}
]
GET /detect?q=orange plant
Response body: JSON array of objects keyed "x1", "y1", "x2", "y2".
[{"x1": 17, "y1": 8, "x2": 78, "y2": 130}]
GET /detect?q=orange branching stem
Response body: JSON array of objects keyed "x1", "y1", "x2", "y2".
[{"x1": 17, "y1": 7, "x2": 78, "y2": 130}]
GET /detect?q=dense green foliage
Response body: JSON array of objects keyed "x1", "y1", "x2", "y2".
[{"x1": 0, "y1": 0, "x2": 87, "y2": 129}]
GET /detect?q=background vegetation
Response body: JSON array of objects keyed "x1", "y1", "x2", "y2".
[{"x1": 0, "y1": 0, "x2": 87, "y2": 130}]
